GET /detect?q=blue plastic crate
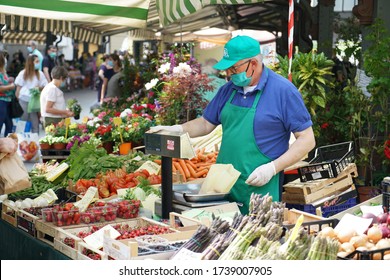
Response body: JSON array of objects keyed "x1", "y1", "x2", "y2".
[{"x1": 287, "y1": 197, "x2": 357, "y2": 218}]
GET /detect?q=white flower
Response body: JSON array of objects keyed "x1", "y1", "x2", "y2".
[
  {"x1": 141, "y1": 104, "x2": 147, "y2": 108},
  {"x1": 158, "y1": 62, "x2": 171, "y2": 74},
  {"x1": 95, "y1": 123, "x2": 100, "y2": 128},
  {"x1": 173, "y1": 62, "x2": 192, "y2": 77},
  {"x1": 145, "y1": 78, "x2": 159, "y2": 90},
  {"x1": 87, "y1": 120, "x2": 94, "y2": 127},
  {"x1": 120, "y1": 108, "x2": 132, "y2": 118}
]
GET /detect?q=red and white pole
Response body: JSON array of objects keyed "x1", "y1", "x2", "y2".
[{"x1": 288, "y1": 0, "x2": 294, "y2": 82}]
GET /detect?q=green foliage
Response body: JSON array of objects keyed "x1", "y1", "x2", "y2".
[{"x1": 270, "y1": 51, "x2": 335, "y2": 137}]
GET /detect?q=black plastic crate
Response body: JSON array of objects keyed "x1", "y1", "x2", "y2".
[
  {"x1": 382, "y1": 177, "x2": 390, "y2": 209},
  {"x1": 339, "y1": 246, "x2": 390, "y2": 260},
  {"x1": 298, "y1": 141, "x2": 354, "y2": 182}
]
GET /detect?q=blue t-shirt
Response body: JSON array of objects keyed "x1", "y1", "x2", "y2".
[{"x1": 203, "y1": 67, "x2": 312, "y2": 160}]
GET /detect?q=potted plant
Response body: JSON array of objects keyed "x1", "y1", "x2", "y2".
[
  {"x1": 39, "y1": 135, "x2": 54, "y2": 150},
  {"x1": 94, "y1": 124, "x2": 114, "y2": 153},
  {"x1": 51, "y1": 136, "x2": 68, "y2": 150},
  {"x1": 67, "y1": 98, "x2": 82, "y2": 120}
]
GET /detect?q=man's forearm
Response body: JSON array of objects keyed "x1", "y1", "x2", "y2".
[
  {"x1": 273, "y1": 127, "x2": 316, "y2": 173},
  {"x1": 182, "y1": 117, "x2": 216, "y2": 138}
]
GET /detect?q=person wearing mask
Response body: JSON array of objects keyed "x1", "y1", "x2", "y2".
[
  {"x1": 202, "y1": 58, "x2": 226, "y2": 101},
  {"x1": 100, "y1": 54, "x2": 121, "y2": 104},
  {"x1": 40, "y1": 66, "x2": 73, "y2": 127},
  {"x1": 149, "y1": 36, "x2": 315, "y2": 214},
  {"x1": 105, "y1": 54, "x2": 124, "y2": 99},
  {"x1": 0, "y1": 136, "x2": 17, "y2": 155},
  {"x1": 15, "y1": 55, "x2": 48, "y2": 133},
  {"x1": 26, "y1": 40, "x2": 43, "y2": 71},
  {"x1": 42, "y1": 45, "x2": 58, "y2": 83},
  {"x1": 0, "y1": 52, "x2": 16, "y2": 137}
]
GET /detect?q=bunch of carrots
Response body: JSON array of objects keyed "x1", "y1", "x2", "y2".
[{"x1": 154, "y1": 148, "x2": 218, "y2": 182}]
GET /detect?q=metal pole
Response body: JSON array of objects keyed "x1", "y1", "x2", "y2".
[{"x1": 161, "y1": 156, "x2": 173, "y2": 219}]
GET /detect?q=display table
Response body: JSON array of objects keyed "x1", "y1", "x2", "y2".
[{"x1": 0, "y1": 218, "x2": 70, "y2": 260}]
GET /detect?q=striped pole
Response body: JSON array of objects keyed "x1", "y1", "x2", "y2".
[{"x1": 288, "y1": 0, "x2": 294, "y2": 82}]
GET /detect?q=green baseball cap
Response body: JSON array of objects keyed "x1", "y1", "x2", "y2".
[{"x1": 214, "y1": 35, "x2": 261, "y2": 70}]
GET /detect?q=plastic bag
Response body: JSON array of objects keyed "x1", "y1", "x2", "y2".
[
  {"x1": 27, "y1": 88, "x2": 41, "y2": 113},
  {"x1": 16, "y1": 132, "x2": 41, "y2": 162}
]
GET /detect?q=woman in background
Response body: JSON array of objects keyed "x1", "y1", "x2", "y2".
[
  {"x1": 15, "y1": 54, "x2": 48, "y2": 133},
  {"x1": 0, "y1": 52, "x2": 16, "y2": 137},
  {"x1": 40, "y1": 66, "x2": 73, "y2": 127}
]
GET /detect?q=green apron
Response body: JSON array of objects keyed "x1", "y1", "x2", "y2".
[{"x1": 216, "y1": 89, "x2": 280, "y2": 214}]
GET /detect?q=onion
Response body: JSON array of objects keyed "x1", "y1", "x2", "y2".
[
  {"x1": 384, "y1": 254, "x2": 390, "y2": 260},
  {"x1": 321, "y1": 227, "x2": 337, "y2": 239},
  {"x1": 362, "y1": 213, "x2": 379, "y2": 226},
  {"x1": 378, "y1": 223, "x2": 390, "y2": 238},
  {"x1": 340, "y1": 242, "x2": 355, "y2": 253},
  {"x1": 375, "y1": 239, "x2": 390, "y2": 254},
  {"x1": 350, "y1": 235, "x2": 369, "y2": 249},
  {"x1": 337, "y1": 251, "x2": 350, "y2": 259},
  {"x1": 367, "y1": 226, "x2": 383, "y2": 243},
  {"x1": 377, "y1": 213, "x2": 389, "y2": 224},
  {"x1": 365, "y1": 242, "x2": 376, "y2": 249},
  {"x1": 337, "y1": 228, "x2": 357, "y2": 243}
]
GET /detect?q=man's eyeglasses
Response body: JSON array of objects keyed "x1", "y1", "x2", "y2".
[{"x1": 229, "y1": 59, "x2": 251, "y2": 74}]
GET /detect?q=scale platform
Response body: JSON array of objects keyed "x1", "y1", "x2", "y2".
[{"x1": 155, "y1": 183, "x2": 230, "y2": 215}]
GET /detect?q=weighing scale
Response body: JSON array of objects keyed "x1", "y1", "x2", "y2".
[{"x1": 144, "y1": 131, "x2": 229, "y2": 218}]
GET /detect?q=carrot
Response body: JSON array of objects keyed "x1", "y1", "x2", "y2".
[
  {"x1": 194, "y1": 169, "x2": 208, "y2": 178},
  {"x1": 174, "y1": 162, "x2": 187, "y2": 182},
  {"x1": 187, "y1": 163, "x2": 198, "y2": 178},
  {"x1": 185, "y1": 160, "x2": 197, "y2": 169},
  {"x1": 172, "y1": 163, "x2": 177, "y2": 172},
  {"x1": 195, "y1": 162, "x2": 213, "y2": 168},
  {"x1": 179, "y1": 159, "x2": 191, "y2": 179},
  {"x1": 154, "y1": 159, "x2": 162, "y2": 164},
  {"x1": 207, "y1": 153, "x2": 215, "y2": 159}
]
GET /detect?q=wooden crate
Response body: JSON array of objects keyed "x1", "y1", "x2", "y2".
[
  {"x1": 77, "y1": 242, "x2": 108, "y2": 260},
  {"x1": 283, "y1": 208, "x2": 326, "y2": 226},
  {"x1": 55, "y1": 217, "x2": 178, "y2": 259},
  {"x1": 35, "y1": 220, "x2": 58, "y2": 246},
  {"x1": 282, "y1": 163, "x2": 357, "y2": 204},
  {"x1": 1, "y1": 201, "x2": 18, "y2": 227},
  {"x1": 17, "y1": 209, "x2": 40, "y2": 237},
  {"x1": 103, "y1": 229, "x2": 196, "y2": 260}
]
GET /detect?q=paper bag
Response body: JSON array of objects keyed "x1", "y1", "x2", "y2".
[
  {"x1": 0, "y1": 153, "x2": 32, "y2": 195},
  {"x1": 198, "y1": 164, "x2": 240, "y2": 194}
]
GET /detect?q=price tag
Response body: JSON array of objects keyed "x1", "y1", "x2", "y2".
[
  {"x1": 170, "y1": 248, "x2": 203, "y2": 260},
  {"x1": 113, "y1": 117, "x2": 122, "y2": 126},
  {"x1": 84, "y1": 225, "x2": 121, "y2": 249},
  {"x1": 64, "y1": 117, "x2": 71, "y2": 138}
]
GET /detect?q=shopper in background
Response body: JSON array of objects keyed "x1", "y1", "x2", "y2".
[
  {"x1": 26, "y1": 40, "x2": 43, "y2": 71},
  {"x1": 149, "y1": 36, "x2": 315, "y2": 214},
  {"x1": 95, "y1": 54, "x2": 110, "y2": 104},
  {"x1": 201, "y1": 58, "x2": 226, "y2": 101},
  {"x1": 40, "y1": 66, "x2": 73, "y2": 127},
  {"x1": 100, "y1": 54, "x2": 121, "y2": 104},
  {"x1": 42, "y1": 45, "x2": 58, "y2": 83},
  {"x1": 14, "y1": 54, "x2": 48, "y2": 133},
  {"x1": 0, "y1": 52, "x2": 16, "y2": 137},
  {"x1": 0, "y1": 137, "x2": 17, "y2": 155},
  {"x1": 105, "y1": 54, "x2": 124, "y2": 99}
]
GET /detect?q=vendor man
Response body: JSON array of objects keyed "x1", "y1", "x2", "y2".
[{"x1": 150, "y1": 36, "x2": 315, "y2": 214}]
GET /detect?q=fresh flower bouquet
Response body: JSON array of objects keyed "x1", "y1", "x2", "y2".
[
  {"x1": 145, "y1": 54, "x2": 212, "y2": 125},
  {"x1": 94, "y1": 124, "x2": 113, "y2": 143},
  {"x1": 112, "y1": 115, "x2": 154, "y2": 146},
  {"x1": 67, "y1": 98, "x2": 82, "y2": 120}
]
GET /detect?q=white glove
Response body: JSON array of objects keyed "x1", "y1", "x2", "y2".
[
  {"x1": 148, "y1": 125, "x2": 183, "y2": 133},
  {"x1": 245, "y1": 161, "x2": 276, "y2": 187}
]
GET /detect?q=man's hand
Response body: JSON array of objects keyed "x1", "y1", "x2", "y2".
[
  {"x1": 245, "y1": 161, "x2": 276, "y2": 187},
  {"x1": 0, "y1": 138, "x2": 18, "y2": 155},
  {"x1": 148, "y1": 125, "x2": 183, "y2": 133}
]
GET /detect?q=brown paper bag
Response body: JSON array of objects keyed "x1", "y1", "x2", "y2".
[
  {"x1": 198, "y1": 164, "x2": 240, "y2": 194},
  {"x1": 0, "y1": 152, "x2": 32, "y2": 195}
]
